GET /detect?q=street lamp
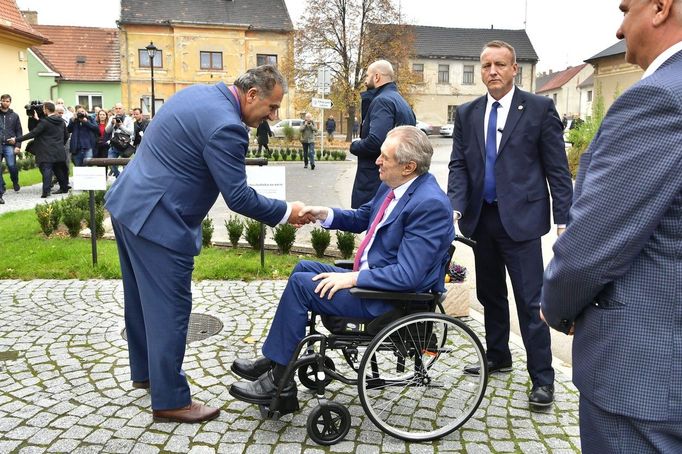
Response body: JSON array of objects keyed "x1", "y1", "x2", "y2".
[{"x1": 145, "y1": 41, "x2": 158, "y2": 117}]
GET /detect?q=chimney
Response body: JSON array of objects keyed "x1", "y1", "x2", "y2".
[
  {"x1": 21, "y1": 10, "x2": 38, "y2": 25},
  {"x1": 549, "y1": 69, "x2": 553, "y2": 74}
]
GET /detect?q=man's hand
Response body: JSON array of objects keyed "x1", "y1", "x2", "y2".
[
  {"x1": 288, "y1": 201, "x2": 316, "y2": 226},
  {"x1": 13, "y1": 147, "x2": 20, "y2": 154},
  {"x1": 313, "y1": 272, "x2": 358, "y2": 299},
  {"x1": 7, "y1": 137, "x2": 15, "y2": 145},
  {"x1": 299, "y1": 206, "x2": 329, "y2": 222}
]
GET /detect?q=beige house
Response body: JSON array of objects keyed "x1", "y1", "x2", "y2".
[
  {"x1": 407, "y1": 26, "x2": 538, "y2": 128},
  {"x1": 535, "y1": 64, "x2": 593, "y2": 120},
  {"x1": 585, "y1": 41, "x2": 643, "y2": 112},
  {"x1": 577, "y1": 74, "x2": 594, "y2": 120},
  {"x1": 118, "y1": 0, "x2": 295, "y2": 117},
  {"x1": 0, "y1": 0, "x2": 49, "y2": 136}
]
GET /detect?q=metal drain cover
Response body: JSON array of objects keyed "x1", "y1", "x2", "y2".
[{"x1": 122, "y1": 313, "x2": 223, "y2": 344}]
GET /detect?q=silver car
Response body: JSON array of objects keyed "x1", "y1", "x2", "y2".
[
  {"x1": 439, "y1": 123, "x2": 454, "y2": 137},
  {"x1": 271, "y1": 119, "x2": 304, "y2": 138}
]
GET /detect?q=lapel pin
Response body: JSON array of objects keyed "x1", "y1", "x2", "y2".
[{"x1": 518, "y1": 105, "x2": 524, "y2": 110}]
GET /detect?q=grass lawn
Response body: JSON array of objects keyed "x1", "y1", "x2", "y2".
[
  {"x1": 0, "y1": 208, "x2": 325, "y2": 280},
  {"x1": 3, "y1": 167, "x2": 44, "y2": 188}
]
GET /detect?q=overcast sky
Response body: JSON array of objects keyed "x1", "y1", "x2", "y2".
[{"x1": 16, "y1": 0, "x2": 624, "y2": 73}]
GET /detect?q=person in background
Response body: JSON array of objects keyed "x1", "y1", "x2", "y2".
[
  {"x1": 542, "y1": 0, "x2": 682, "y2": 451},
  {"x1": 105, "y1": 103, "x2": 134, "y2": 178},
  {"x1": 325, "y1": 115, "x2": 336, "y2": 141},
  {"x1": 95, "y1": 110, "x2": 111, "y2": 159},
  {"x1": 352, "y1": 116, "x2": 360, "y2": 138},
  {"x1": 256, "y1": 118, "x2": 272, "y2": 155},
  {"x1": 299, "y1": 113, "x2": 317, "y2": 170},
  {"x1": 67, "y1": 105, "x2": 99, "y2": 166},
  {"x1": 0, "y1": 94, "x2": 23, "y2": 203},
  {"x1": 131, "y1": 108, "x2": 149, "y2": 149}
]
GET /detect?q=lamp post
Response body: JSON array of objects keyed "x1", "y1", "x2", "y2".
[{"x1": 145, "y1": 41, "x2": 158, "y2": 118}]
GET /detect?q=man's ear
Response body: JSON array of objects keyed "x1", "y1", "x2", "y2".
[
  {"x1": 403, "y1": 161, "x2": 417, "y2": 174},
  {"x1": 652, "y1": 0, "x2": 673, "y2": 26},
  {"x1": 246, "y1": 88, "x2": 259, "y2": 104}
]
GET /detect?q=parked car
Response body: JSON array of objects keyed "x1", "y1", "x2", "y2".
[
  {"x1": 271, "y1": 118, "x2": 304, "y2": 138},
  {"x1": 415, "y1": 120, "x2": 432, "y2": 135},
  {"x1": 439, "y1": 123, "x2": 454, "y2": 137}
]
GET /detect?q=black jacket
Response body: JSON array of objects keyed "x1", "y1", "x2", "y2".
[
  {"x1": 256, "y1": 120, "x2": 272, "y2": 144},
  {"x1": 133, "y1": 118, "x2": 149, "y2": 147},
  {"x1": 15, "y1": 115, "x2": 68, "y2": 164},
  {"x1": 68, "y1": 117, "x2": 99, "y2": 153},
  {"x1": 0, "y1": 108, "x2": 23, "y2": 147}
]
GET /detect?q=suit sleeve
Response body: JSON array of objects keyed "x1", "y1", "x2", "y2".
[
  {"x1": 447, "y1": 106, "x2": 469, "y2": 213},
  {"x1": 328, "y1": 203, "x2": 373, "y2": 234},
  {"x1": 542, "y1": 83, "x2": 682, "y2": 332},
  {"x1": 202, "y1": 123, "x2": 287, "y2": 226},
  {"x1": 14, "y1": 119, "x2": 45, "y2": 143},
  {"x1": 350, "y1": 98, "x2": 394, "y2": 159},
  {"x1": 539, "y1": 101, "x2": 573, "y2": 225}
]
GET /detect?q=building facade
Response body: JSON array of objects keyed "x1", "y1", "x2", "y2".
[
  {"x1": 585, "y1": 40, "x2": 643, "y2": 113},
  {"x1": 118, "y1": 0, "x2": 295, "y2": 117},
  {"x1": 535, "y1": 64, "x2": 593, "y2": 120}
]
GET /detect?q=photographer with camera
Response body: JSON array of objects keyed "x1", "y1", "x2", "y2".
[
  {"x1": 105, "y1": 103, "x2": 134, "y2": 178},
  {"x1": 299, "y1": 112, "x2": 317, "y2": 170},
  {"x1": 0, "y1": 94, "x2": 23, "y2": 204},
  {"x1": 67, "y1": 105, "x2": 99, "y2": 166},
  {"x1": 9, "y1": 101, "x2": 69, "y2": 198}
]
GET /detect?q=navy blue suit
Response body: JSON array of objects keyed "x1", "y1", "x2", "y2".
[
  {"x1": 262, "y1": 173, "x2": 454, "y2": 366},
  {"x1": 543, "y1": 50, "x2": 682, "y2": 451},
  {"x1": 105, "y1": 82, "x2": 287, "y2": 410},
  {"x1": 349, "y1": 82, "x2": 415, "y2": 208},
  {"x1": 448, "y1": 87, "x2": 573, "y2": 387}
]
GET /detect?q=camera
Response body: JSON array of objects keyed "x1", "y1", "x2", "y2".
[
  {"x1": 76, "y1": 112, "x2": 87, "y2": 120},
  {"x1": 24, "y1": 100, "x2": 44, "y2": 118},
  {"x1": 114, "y1": 115, "x2": 124, "y2": 123}
]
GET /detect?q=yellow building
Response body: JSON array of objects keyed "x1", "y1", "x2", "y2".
[
  {"x1": 0, "y1": 1, "x2": 49, "y2": 136},
  {"x1": 585, "y1": 41, "x2": 643, "y2": 112},
  {"x1": 118, "y1": 0, "x2": 295, "y2": 118}
]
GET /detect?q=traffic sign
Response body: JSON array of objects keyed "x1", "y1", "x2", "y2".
[{"x1": 311, "y1": 97, "x2": 333, "y2": 109}]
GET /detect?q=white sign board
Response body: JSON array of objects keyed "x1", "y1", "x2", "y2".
[
  {"x1": 72, "y1": 167, "x2": 107, "y2": 191},
  {"x1": 316, "y1": 67, "x2": 331, "y2": 95},
  {"x1": 311, "y1": 97, "x2": 333, "y2": 109},
  {"x1": 246, "y1": 166, "x2": 286, "y2": 199}
]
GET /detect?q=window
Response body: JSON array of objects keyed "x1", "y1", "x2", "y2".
[
  {"x1": 552, "y1": 93, "x2": 558, "y2": 104},
  {"x1": 587, "y1": 90, "x2": 593, "y2": 102},
  {"x1": 140, "y1": 96, "x2": 165, "y2": 115},
  {"x1": 462, "y1": 65, "x2": 474, "y2": 85},
  {"x1": 76, "y1": 93, "x2": 103, "y2": 112},
  {"x1": 438, "y1": 64, "x2": 449, "y2": 84},
  {"x1": 515, "y1": 66, "x2": 523, "y2": 85},
  {"x1": 257, "y1": 54, "x2": 277, "y2": 66},
  {"x1": 447, "y1": 105, "x2": 458, "y2": 123},
  {"x1": 412, "y1": 63, "x2": 424, "y2": 82},
  {"x1": 200, "y1": 51, "x2": 223, "y2": 70},
  {"x1": 139, "y1": 49, "x2": 163, "y2": 68}
]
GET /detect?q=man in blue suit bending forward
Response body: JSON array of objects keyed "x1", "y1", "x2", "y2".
[
  {"x1": 105, "y1": 66, "x2": 310, "y2": 423},
  {"x1": 229, "y1": 125, "x2": 455, "y2": 406},
  {"x1": 542, "y1": 0, "x2": 682, "y2": 451}
]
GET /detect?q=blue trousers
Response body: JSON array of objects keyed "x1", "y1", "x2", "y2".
[
  {"x1": 111, "y1": 218, "x2": 193, "y2": 410},
  {"x1": 107, "y1": 147, "x2": 121, "y2": 177},
  {"x1": 1, "y1": 144, "x2": 18, "y2": 193},
  {"x1": 262, "y1": 260, "x2": 393, "y2": 366}
]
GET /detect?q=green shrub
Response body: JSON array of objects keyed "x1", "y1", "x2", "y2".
[
  {"x1": 244, "y1": 219, "x2": 262, "y2": 250},
  {"x1": 282, "y1": 124, "x2": 295, "y2": 141},
  {"x1": 35, "y1": 202, "x2": 54, "y2": 236},
  {"x1": 316, "y1": 150, "x2": 322, "y2": 161},
  {"x1": 49, "y1": 200, "x2": 61, "y2": 232},
  {"x1": 311, "y1": 228, "x2": 331, "y2": 258},
  {"x1": 336, "y1": 230, "x2": 356, "y2": 259},
  {"x1": 85, "y1": 204, "x2": 105, "y2": 238},
  {"x1": 338, "y1": 151, "x2": 347, "y2": 160},
  {"x1": 273, "y1": 223, "x2": 297, "y2": 254},
  {"x1": 272, "y1": 150, "x2": 280, "y2": 161},
  {"x1": 225, "y1": 216, "x2": 244, "y2": 248},
  {"x1": 566, "y1": 89, "x2": 606, "y2": 178},
  {"x1": 202, "y1": 216, "x2": 214, "y2": 247},
  {"x1": 62, "y1": 203, "x2": 84, "y2": 238}
]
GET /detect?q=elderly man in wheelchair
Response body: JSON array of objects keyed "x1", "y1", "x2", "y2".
[{"x1": 230, "y1": 126, "x2": 486, "y2": 443}]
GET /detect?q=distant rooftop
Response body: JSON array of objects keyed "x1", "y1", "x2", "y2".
[
  {"x1": 536, "y1": 64, "x2": 589, "y2": 93},
  {"x1": 585, "y1": 40, "x2": 626, "y2": 62}
]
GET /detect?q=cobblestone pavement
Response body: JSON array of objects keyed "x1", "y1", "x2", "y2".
[
  {"x1": 0, "y1": 182, "x2": 72, "y2": 216},
  {"x1": 0, "y1": 279, "x2": 581, "y2": 453}
]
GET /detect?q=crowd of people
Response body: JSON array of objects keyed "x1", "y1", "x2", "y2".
[{"x1": 0, "y1": 97, "x2": 149, "y2": 202}]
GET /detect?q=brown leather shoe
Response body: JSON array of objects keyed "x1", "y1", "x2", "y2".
[
  {"x1": 132, "y1": 380, "x2": 150, "y2": 389},
  {"x1": 152, "y1": 401, "x2": 220, "y2": 423}
]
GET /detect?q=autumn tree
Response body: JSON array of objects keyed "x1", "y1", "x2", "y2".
[{"x1": 295, "y1": 0, "x2": 415, "y2": 142}]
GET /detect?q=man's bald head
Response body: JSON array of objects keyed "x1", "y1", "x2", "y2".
[{"x1": 365, "y1": 60, "x2": 395, "y2": 89}]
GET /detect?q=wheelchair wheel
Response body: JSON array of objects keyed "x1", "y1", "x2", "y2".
[
  {"x1": 357, "y1": 312, "x2": 487, "y2": 441},
  {"x1": 306, "y1": 401, "x2": 351, "y2": 445},
  {"x1": 298, "y1": 357, "x2": 336, "y2": 390}
]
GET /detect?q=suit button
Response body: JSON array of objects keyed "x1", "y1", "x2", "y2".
[{"x1": 560, "y1": 319, "x2": 570, "y2": 327}]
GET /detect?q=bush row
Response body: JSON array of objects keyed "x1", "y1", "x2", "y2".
[
  {"x1": 35, "y1": 191, "x2": 106, "y2": 238},
  {"x1": 247, "y1": 147, "x2": 347, "y2": 161},
  {"x1": 1, "y1": 154, "x2": 37, "y2": 174}
]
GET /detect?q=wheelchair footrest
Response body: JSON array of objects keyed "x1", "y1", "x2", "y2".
[{"x1": 259, "y1": 394, "x2": 300, "y2": 419}]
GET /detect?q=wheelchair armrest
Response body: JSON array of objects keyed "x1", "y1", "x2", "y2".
[
  {"x1": 334, "y1": 260, "x2": 354, "y2": 270},
  {"x1": 349, "y1": 287, "x2": 435, "y2": 302}
]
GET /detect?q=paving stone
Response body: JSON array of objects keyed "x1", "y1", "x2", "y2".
[{"x1": 165, "y1": 434, "x2": 191, "y2": 453}]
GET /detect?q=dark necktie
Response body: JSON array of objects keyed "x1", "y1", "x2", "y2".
[
  {"x1": 353, "y1": 190, "x2": 396, "y2": 271},
  {"x1": 483, "y1": 101, "x2": 501, "y2": 204}
]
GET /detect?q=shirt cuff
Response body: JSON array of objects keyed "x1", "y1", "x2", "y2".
[
  {"x1": 320, "y1": 208, "x2": 334, "y2": 228},
  {"x1": 557, "y1": 224, "x2": 566, "y2": 228},
  {"x1": 278, "y1": 203, "x2": 293, "y2": 224},
  {"x1": 453, "y1": 210, "x2": 462, "y2": 220}
]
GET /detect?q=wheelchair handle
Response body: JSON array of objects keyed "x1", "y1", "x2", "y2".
[{"x1": 455, "y1": 234, "x2": 476, "y2": 248}]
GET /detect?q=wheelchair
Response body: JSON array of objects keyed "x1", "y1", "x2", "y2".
[{"x1": 257, "y1": 235, "x2": 488, "y2": 445}]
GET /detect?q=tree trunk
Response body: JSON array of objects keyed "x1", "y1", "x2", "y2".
[{"x1": 345, "y1": 104, "x2": 356, "y2": 142}]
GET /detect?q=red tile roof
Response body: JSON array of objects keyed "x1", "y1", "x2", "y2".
[
  {"x1": 536, "y1": 64, "x2": 589, "y2": 93},
  {"x1": 31, "y1": 25, "x2": 120, "y2": 82},
  {"x1": 0, "y1": 0, "x2": 49, "y2": 43}
]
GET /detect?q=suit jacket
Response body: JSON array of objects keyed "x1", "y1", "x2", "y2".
[
  {"x1": 542, "y1": 50, "x2": 682, "y2": 421},
  {"x1": 350, "y1": 82, "x2": 416, "y2": 208},
  {"x1": 330, "y1": 173, "x2": 454, "y2": 294},
  {"x1": 105, "y1": 82, "x2": 287, "y2": 256},
  {"x1": 448, "y1": 88, "x2": 573, "y2": 241}
]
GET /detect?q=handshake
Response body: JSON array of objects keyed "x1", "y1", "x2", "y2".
[{"x1": 287, "y1": 201, "x2": 330, "y2": 227}]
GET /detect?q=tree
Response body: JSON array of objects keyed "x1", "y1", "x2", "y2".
[{"x1": 295, "y1": 0, "x2": 415, "y2": 142}]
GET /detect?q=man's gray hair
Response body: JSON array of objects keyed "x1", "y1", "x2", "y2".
[
  {"x1": 234, "y1": 65, "x2": 288, "y2": 98},
  {"x1": 386, "y1": 125, "x2": 432, "y2": 175},
  {"x1": 482, "y1": 40, "x2": 517, "y2": 64}
]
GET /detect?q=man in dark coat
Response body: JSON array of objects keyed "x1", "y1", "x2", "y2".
[
  {"x1": 10, "y1": 101, "x2": 69, "y2": 197},
  {"x1": 256, "y1": 118, "x2": 273, "y2": 154},
  {"x1": 0, "y1": 94, "x2": 23, "y2": 202},
  {"x1": 350, "y1": 60, "x2": 415, "y2": 208}
]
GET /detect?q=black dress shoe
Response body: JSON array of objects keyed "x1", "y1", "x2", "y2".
[
  {"x1": 463, "y1": 360, "x2": 512, "y2": 376},
  {"x1": 529, "y1": 384, "x2": 554, "y2": 407},
  {"x1": 52, "y1": 189, "x2": 69, "y2": 195},
  {"x1": 132, "y1": 380, "x2": 150, "y2": 389},
  {"x1": 0, "y1": 195, "x2": 4, "y2": 204},
  {"x1": 41, "y1": 193, "x2": 49, "y2": 198},
  {"x1": 13, "y1": 183, "x2": 20, "y2": 192},
  {"x1": 229, "y1": 370, "x2": 297, "y2": 405},
  {"x1": 231, "y1": 356, "x2": 273, "y2": 381}
]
